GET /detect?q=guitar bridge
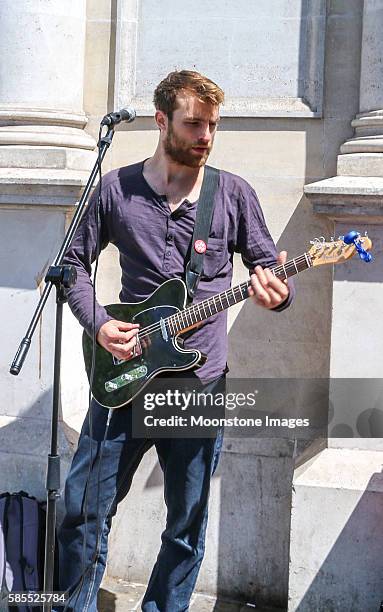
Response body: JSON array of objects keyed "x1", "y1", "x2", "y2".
[
  {"x1": 105, "y1": 365, "x2": 148, "y2": 392},
  {"x1": 112, "y1": 355, "x2": 126, "y2": 366}
]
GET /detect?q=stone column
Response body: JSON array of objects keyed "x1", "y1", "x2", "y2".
[
  {"x1": 0, "y1": 0, "x2": 95, "y2": 172},
  {"x1": 290, "y1": 2, "x2": 383, "y2": 609},
  {"x1": 338, "y1": 0, "x2": 383, "y2": 177},
  {"x1": 0, "y1": 1, "x2": 96, "y2": 498},
  {"x1": 302, "y1": 0, "x2": 383, "y2": 220}
]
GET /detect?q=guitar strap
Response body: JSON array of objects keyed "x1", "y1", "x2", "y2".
[{"x1": 185, "y1": 165, "x2": 220, "y2": 302}]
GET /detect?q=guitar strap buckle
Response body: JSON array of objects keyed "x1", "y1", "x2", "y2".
[{"x1": 185, "y1": 261, "x2": 201, "y2": 301}]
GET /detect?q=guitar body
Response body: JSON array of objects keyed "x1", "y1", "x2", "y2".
[{"x1": 82, "y1": 278, "x2": 204, "y2": 408}]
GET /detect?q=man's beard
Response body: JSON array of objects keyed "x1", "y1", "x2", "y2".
[{"x1": 164, "y1": 123, "x2": 211, "y2": 168}]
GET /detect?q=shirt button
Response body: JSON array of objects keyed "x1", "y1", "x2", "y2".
[
  {"x1": 166, "y1": 235, "x2": 173, "y2": 242},
  {"x1": 165, "y1": 251, "x2": 171, "y2": 257}
]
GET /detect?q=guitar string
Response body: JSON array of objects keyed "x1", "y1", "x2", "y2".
[{"x1": 131, "y1": 253, "x2": 311, "y2": 342}]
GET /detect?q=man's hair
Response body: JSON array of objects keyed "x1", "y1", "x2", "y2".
[{"x1": 153, "y1": 70, "x2": 224, "y2": 119}]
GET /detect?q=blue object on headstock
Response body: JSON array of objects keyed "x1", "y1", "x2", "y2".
[{"x1": 343, "y1": 230, "x2": 373, "y2": 262}]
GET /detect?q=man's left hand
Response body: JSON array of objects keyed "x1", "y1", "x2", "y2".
[{"x1": 249, "y1": 251, "x2": 289, "y2": 309}]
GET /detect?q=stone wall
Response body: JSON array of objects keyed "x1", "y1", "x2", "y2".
[{"x1": 1, "y1": 0, "x2": 381, "y2": 609}]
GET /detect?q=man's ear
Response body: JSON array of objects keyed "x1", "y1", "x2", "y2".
[{"x1": 155, "y1": 110, "x2": 167, "y2": 132}]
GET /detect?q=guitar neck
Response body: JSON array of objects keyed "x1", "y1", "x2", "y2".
[{"x1": 168, "y1": 252, "x2": 312, "y2": 335}]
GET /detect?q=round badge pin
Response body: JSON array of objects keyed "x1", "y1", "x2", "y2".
[{"x1": 194, "y1": 239, "x2": 207, "y2": 254}]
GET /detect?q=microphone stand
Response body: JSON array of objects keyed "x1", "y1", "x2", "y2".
[{"x1": 9, "y1": 124, "x2": 116, "y2": 612}]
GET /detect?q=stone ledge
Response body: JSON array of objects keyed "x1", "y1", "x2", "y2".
[
  {"x1": 0, "y1": 168, "x2": 89, "y2": 211},
  {"x1": 304, "y1": 176, "x2": 383, "y2": 222},
  {"x1": 293, "y1": 447, "x2": 383, "y2": 492},
  {"x1": 305, "y1": 175, "x2": 383, "y2": 195},
  {"x1": 0, "y1": 107, "x2": 89, "y2": 128},
  {"x1": 128, "y1": 96, "x2": 322, "y2": 119},
  {"x1": 0, "y1": 168, "x2": 91, "y2": 208},
  {"x1": 0, "y1": 167, "x2": 90, "y2": 185},
  {"x1": 0, "y1": 146, "x2": 97, "y2": 171},
  {"x1": 0, "y1": 125, "x2": 96, "y2": 150}
]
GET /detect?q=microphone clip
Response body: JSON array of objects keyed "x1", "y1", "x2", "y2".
[{"x1": 101, "y1": 107, "x2": 136, "y2": 126}]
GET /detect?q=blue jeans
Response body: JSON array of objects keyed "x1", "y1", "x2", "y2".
[{"x1": 57, "y1": 375, "x2": 224, "y2": 611}]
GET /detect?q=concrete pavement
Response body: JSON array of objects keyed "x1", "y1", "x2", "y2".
[{"x1": 98, "y1": 577, "x2": 284, "y2": 612}]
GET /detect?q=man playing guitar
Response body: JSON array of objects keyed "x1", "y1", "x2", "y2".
[{"x1": 58, "y1": 70, "x2": 293, "y2": 611}]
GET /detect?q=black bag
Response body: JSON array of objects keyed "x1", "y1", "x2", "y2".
[{"x1": 0, "y1": 492, "x2": 47, "y2": 612}]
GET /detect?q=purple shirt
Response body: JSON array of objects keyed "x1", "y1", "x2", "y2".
[{"x1": 63, "y1": 161, "x2": 294, "y2": 382}]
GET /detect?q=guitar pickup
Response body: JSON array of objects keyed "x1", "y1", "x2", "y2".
[
  {"x1": 105, "y1": 365, "x2": 148, "y2": 392},
  {"x1": 160, "y1": 318, "x2": 168, "y2": 341}
]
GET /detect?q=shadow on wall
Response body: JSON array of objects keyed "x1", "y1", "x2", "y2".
[
  {"x1": 228, "y1": 195, "x2": 333, "y2": 380},
  {"x1": 0, "y1": 389, "x2": 74, "y2": 517},
  {"x1": 294, "y1": 469, "x2": 383, "y2": 612},
  {"x1": 0, "y1": 208, "x2": 65, "y2": 290},
  {"x1": 208, "y1": 195, "x2": 331, "y2": 610}
]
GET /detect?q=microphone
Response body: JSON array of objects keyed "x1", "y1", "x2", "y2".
[{"x1": 101, "y1": 107, "x2": 136, "y2": 126}]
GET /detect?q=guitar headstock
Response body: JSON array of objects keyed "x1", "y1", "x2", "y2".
[{"x1": 308, "y1": 232, "x2": 373, "y2": 267}]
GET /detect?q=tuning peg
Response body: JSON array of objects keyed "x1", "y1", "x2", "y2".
[
  {"x1": 343, "y1": 230, "x2": 373, "y2": 263},
  {"x1": 359, "y1": 250, "x2": 373, "y2": 262},
  {"x1": 343, "y1": 230, "x2": 359, "y2": 244}
]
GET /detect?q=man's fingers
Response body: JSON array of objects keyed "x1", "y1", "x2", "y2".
[
  {"x1": 250, "y1": 262, "x2": 290, "y2": 309},
  {"x1": 104, "y1": 320, "x2": 139, "y2": 339},
  {"x1": 264, "y1": 269, "x2": 289, "y2": 298},
  {"x1": 263, "y1": 286, "x2": 284, "y2": 305},
  {"x1": 277, "y1": 250, "x2": 287, "y2": 265},
  {"x1": 114, "y1": 320, "x2": 140, "y2": 331},
  {"x1": 249, "y1": 274, "x2": 272, "y2": 306},
  {"x1": 109, "y1": 335, "x2": 138, "y2": 351},
  {"x1": 109, "y1": 335, "x2": 139, "y2": 360},
  {"x1": 107, "y1": 326, "x2": 140, "y2": 344},
  {"x1": 276, "y1": 251, "x2": 289, "y2": 285},
  {"x1": 97, "y1": 319, "x2": 141, "y2": 359},
  {"x1": 253, "y1": 265, "x2": 268, "y2": 287}
]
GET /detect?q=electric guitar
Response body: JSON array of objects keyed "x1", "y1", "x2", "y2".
[{"x1": 83, "y1": 231, "x2": 372, "y2": 408}]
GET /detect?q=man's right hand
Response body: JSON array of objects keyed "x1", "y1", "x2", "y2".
[{"x1": 97, "y1": 319, "x2": 140, "y2": 361}]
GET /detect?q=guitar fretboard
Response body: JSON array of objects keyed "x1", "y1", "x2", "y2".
[{"x1": 166, "y1": 252, "x2": 312, "y2": 335}]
